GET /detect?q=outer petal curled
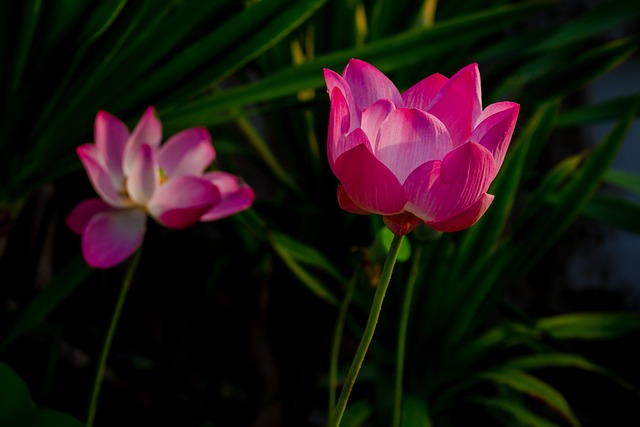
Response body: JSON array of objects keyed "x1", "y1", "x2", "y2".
[
  {"x1": 426, "y1": 193, "x2": 494, "y2": 232},
  {"x1": 200, "y1": 172, "x2": 255, "y2": 221},
  {"x1": 404, "y1": 141, "x2": 496, "y2": 224},
  {"x1": 77, "y1": 144, "x2": 132, "y2": 208},
  {"x1": 428, "y1": 63, "x2": 482, "y2": 146},
  {"x1": 65, "y1": 198, "x2": 113, "y2": 235},
  {"x1": 471, "y1": 102, "x2": 520, "y2": 171},
  {"x1": 334, "y1": 133, "x2": 406, "y2": 215},
  {"x1": 94, "y1": 110, "x2": 130, "y2": 183},
  {"x1": 81, "y1": 208, "x2": 146, "y2": 269},
  {"x1": 148, "y1": 176, "x2": 220, "y2": 229},
  {"x1": 157, "y1": 127, "x2": 215, "y2": 178},
  {"x1": 343, "y1": 59, "x2": 403, "y2": 112}
]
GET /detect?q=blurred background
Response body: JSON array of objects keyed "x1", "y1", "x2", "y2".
[{"x1": 1, "y1": 0, "x2": 639, "y2": 426}]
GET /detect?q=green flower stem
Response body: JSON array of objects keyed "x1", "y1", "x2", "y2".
[
  {"x1": 87, "y1": 247, "x2": 142, "y2": 427},
  {"x1": 393, "y1": 244, "x2": 424, "y2": 427},
  {"x1": 328, "y1": 270, "x2": 359, "y2": 421},
  {"x1": 330, "y1": 234, "x2": 404, "y2": 427}
]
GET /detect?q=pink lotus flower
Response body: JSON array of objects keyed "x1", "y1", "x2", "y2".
[
  {"x1": 324, "y1": 59, "x2": 519, "y2": 235},
  {"x1": 66, "y1": 107, "x2": 255, "y2": 268}
]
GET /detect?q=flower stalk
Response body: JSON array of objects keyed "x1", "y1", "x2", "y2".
[
  {"x1": 87, "y1": 247, "x2": 142, "y2": 427},
  {"x1": 329, "y1": 234, "x2": 404, "y2": 427}
]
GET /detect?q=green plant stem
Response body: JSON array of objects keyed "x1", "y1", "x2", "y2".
[
  {"x1": 330, "y1": 234, "x2": 404, "y2": 427},
  {"x1": 393, "y1": 244, "x2": 424, "y2": 427},
  {"x1": 328, "y1": 270, "x2": 360, "y2": 421},
  {"x1": 87, "y1": 248, "x2": 142, "y2": 427}
]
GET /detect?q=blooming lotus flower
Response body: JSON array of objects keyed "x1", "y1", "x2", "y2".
[
  {"x1": 324, "y1": 59, "x2": 520, "y2": 235},
  {"x1": 66, "y1": 107, "x2": 255, "y2": 268}
]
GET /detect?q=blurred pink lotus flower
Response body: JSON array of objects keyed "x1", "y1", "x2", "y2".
[
  {"x1": 66, "y1": 107, "x2": 255, "y2": 268},
  {"x1": 324, "y1": 59, "x2": 520, "y2": 235}
]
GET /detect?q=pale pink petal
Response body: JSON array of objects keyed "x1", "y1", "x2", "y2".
[
  {"x1": 126, "y1": 144, "x2": 159, "y2": 205},
  {"x1": 374, "y1": 108, "x2": 453, "y2": 183},
  {"x1": 200, "y1": 171, "x2": 255, "y2": 221},
  {"x1": 77, "y1": 144, "x2": 132, "y2": 208},
  {"x1": 81, "y1": 208, "x2": 146, "y2": 269},
  {"x1": 334, "y1": 142, "x2": 406, "y2": 215},
  {"x1": 426, "y1": 193, "x2": 494, "y2": 232},
  {"x1": 402, "y1": 73, "x2": 448, "y2": 110},
  {"x1": 94, "y1": 110, "x2": 130, "y2": 182},
  {"x1": 326, "y1": 86, "x2": 352, "y2": 172},
  {"x1": 427, "y1": 63, "x2": 482, "y2": 147},
  {"x1": 148, "y1": 176, "x2": 220, "y2": 229},
  {"x1": 124, "y1": 106, "x2": 162, "y2": 175},
  {"x1": 343, "y1": 59, "x2": 403, "y2": 112},
  {"x1": 404, "y1": 141, "x2": 496, "y2": 222},
  {"x1": 65, "y1": 198, "x2": 113, "y2": 235},
  {"x1": 337, "y1": 185, "x2": 370, "y2": 214},
  {"x1": 157, "y1": 127, "x2": 215, "y2": 178},
  {"x1": 361, "y1": 99, "x2": 395, "y2": 145},
  {"x1": 325, "y1": 68, "x2": 360, "y2": 130},
  {"x1": 471, "y1": 102, "x2": 520, "y2": 170}
]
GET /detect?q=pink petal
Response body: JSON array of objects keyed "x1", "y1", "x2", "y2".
[
  {"x1": 148, "y1": 176, "x2": 220, "y2": 229},
  {"x1": 427, "y1": 63, "x2": 482, "y2": 147},
  {"x1": 126, "y1": 144, "x2": 159, "y2": 205},
  {"x1": 426, "y1": 193, "x2": 494, "y2": 232},
  {"x1": 81, "y1": 208, "x2": 146, "y2": 269},
  {"x1": 334, "y1": 140, "x2": 406, "y2": 215},
  {"x1": 65, "y1": 198, "x2": 113, "y2": 235},
  {"x1": 337, "y1": 185, "x2": 370, "y2": 214},
  {"x1": 471, "y1": 102, "x2": 520, "y2": 170},
  {"x1": 402, "y1": 73, "x2": 448, "y2": 110},
  {"x1": 124, "y1": 106, "x2": 162, "y2": 175},
  {"x1": 94, "y1": 110, "x2": 130, "y2": 183},
  {"x1": 200, "y1": 171, "x2": 255, "y2": 221},
  {"x1": 325, "y1": 68, "x2": 360, "y2": 131},
  {"x1": 343, "y1": 59, "x2": 403, "y2": 112},
  {"x1": 326, "y1": 86, "x2": 352, "y2": 172},
  {"x1": 77, "y1": 144, "x2": 132, "y2": 208},
  {"x1": 157, "y1": 127, "x2": 215, "y2": 178},
  {"x1": 404, "y1": 141, "x2": 496, "y2": 223},
  {"x1": 361, "y1": 99, "x2": 395, "y2": 146},
  {"x1": 374, "y1": 108, "x2": 453, "y2": 183}
]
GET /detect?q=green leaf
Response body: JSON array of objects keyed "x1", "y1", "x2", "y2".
[
  {"x1": 0, "y1": 362, "x2": 85, "y2": 427},
  {"x1": 557, "y1": 95, "x2": 640, "y2": 127},
  {"x1": 379, "y1": 227, "x2": 411, "y2": 263},
  {"x1": 583, "y1": 193, "x2": 640, "y2": 234},
  {"x1": 518, "y1": 36, "x2": 639, "y2": 104},
  {"x1": 402, "y1": 395, "x2": 433, "y2": 427},
  {"x1": 504, "y1": 352, "x2": 640, "y2": 395},
  {"x1": 604, "y1": 169, "x2": 640, "y2": 196},
  {"x1": 2, "y1": 255, "x2": 92, "y2": 348},
  {"x1": 468, "y1": 396, "x2": 563, "y2": 427},
  {"x1": 477, "y1": 367, "x2": 579, "y2": 426},
  {"x1": 0, "y1": 362, "x2": 32, "y2": 420},
  {"x1": 8, "y1": 0, "x2": 43, "y2": 94},
  {"x1": 270, "y1": 232, "x2": 341, "y2": 306},
  {"x1": 161, "y1": 1, "x2": 550, "y2": 130},
  {"x1": 529, "y1": 0, "x2": 640, "y2": 54},
  {"x1": 537, "y1": 312, "x2": 640, "y2": 340},
  {"x1": 341, "y1": 399, "x2": 373, "y2": 427}
]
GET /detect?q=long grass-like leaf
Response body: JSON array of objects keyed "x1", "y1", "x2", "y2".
[
  {"x1": 476, "y1": 367, "x2": 579, "y2": 426},
  {"x1": 467, "y1": 396, "x2": 563, "y2": 427}
]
